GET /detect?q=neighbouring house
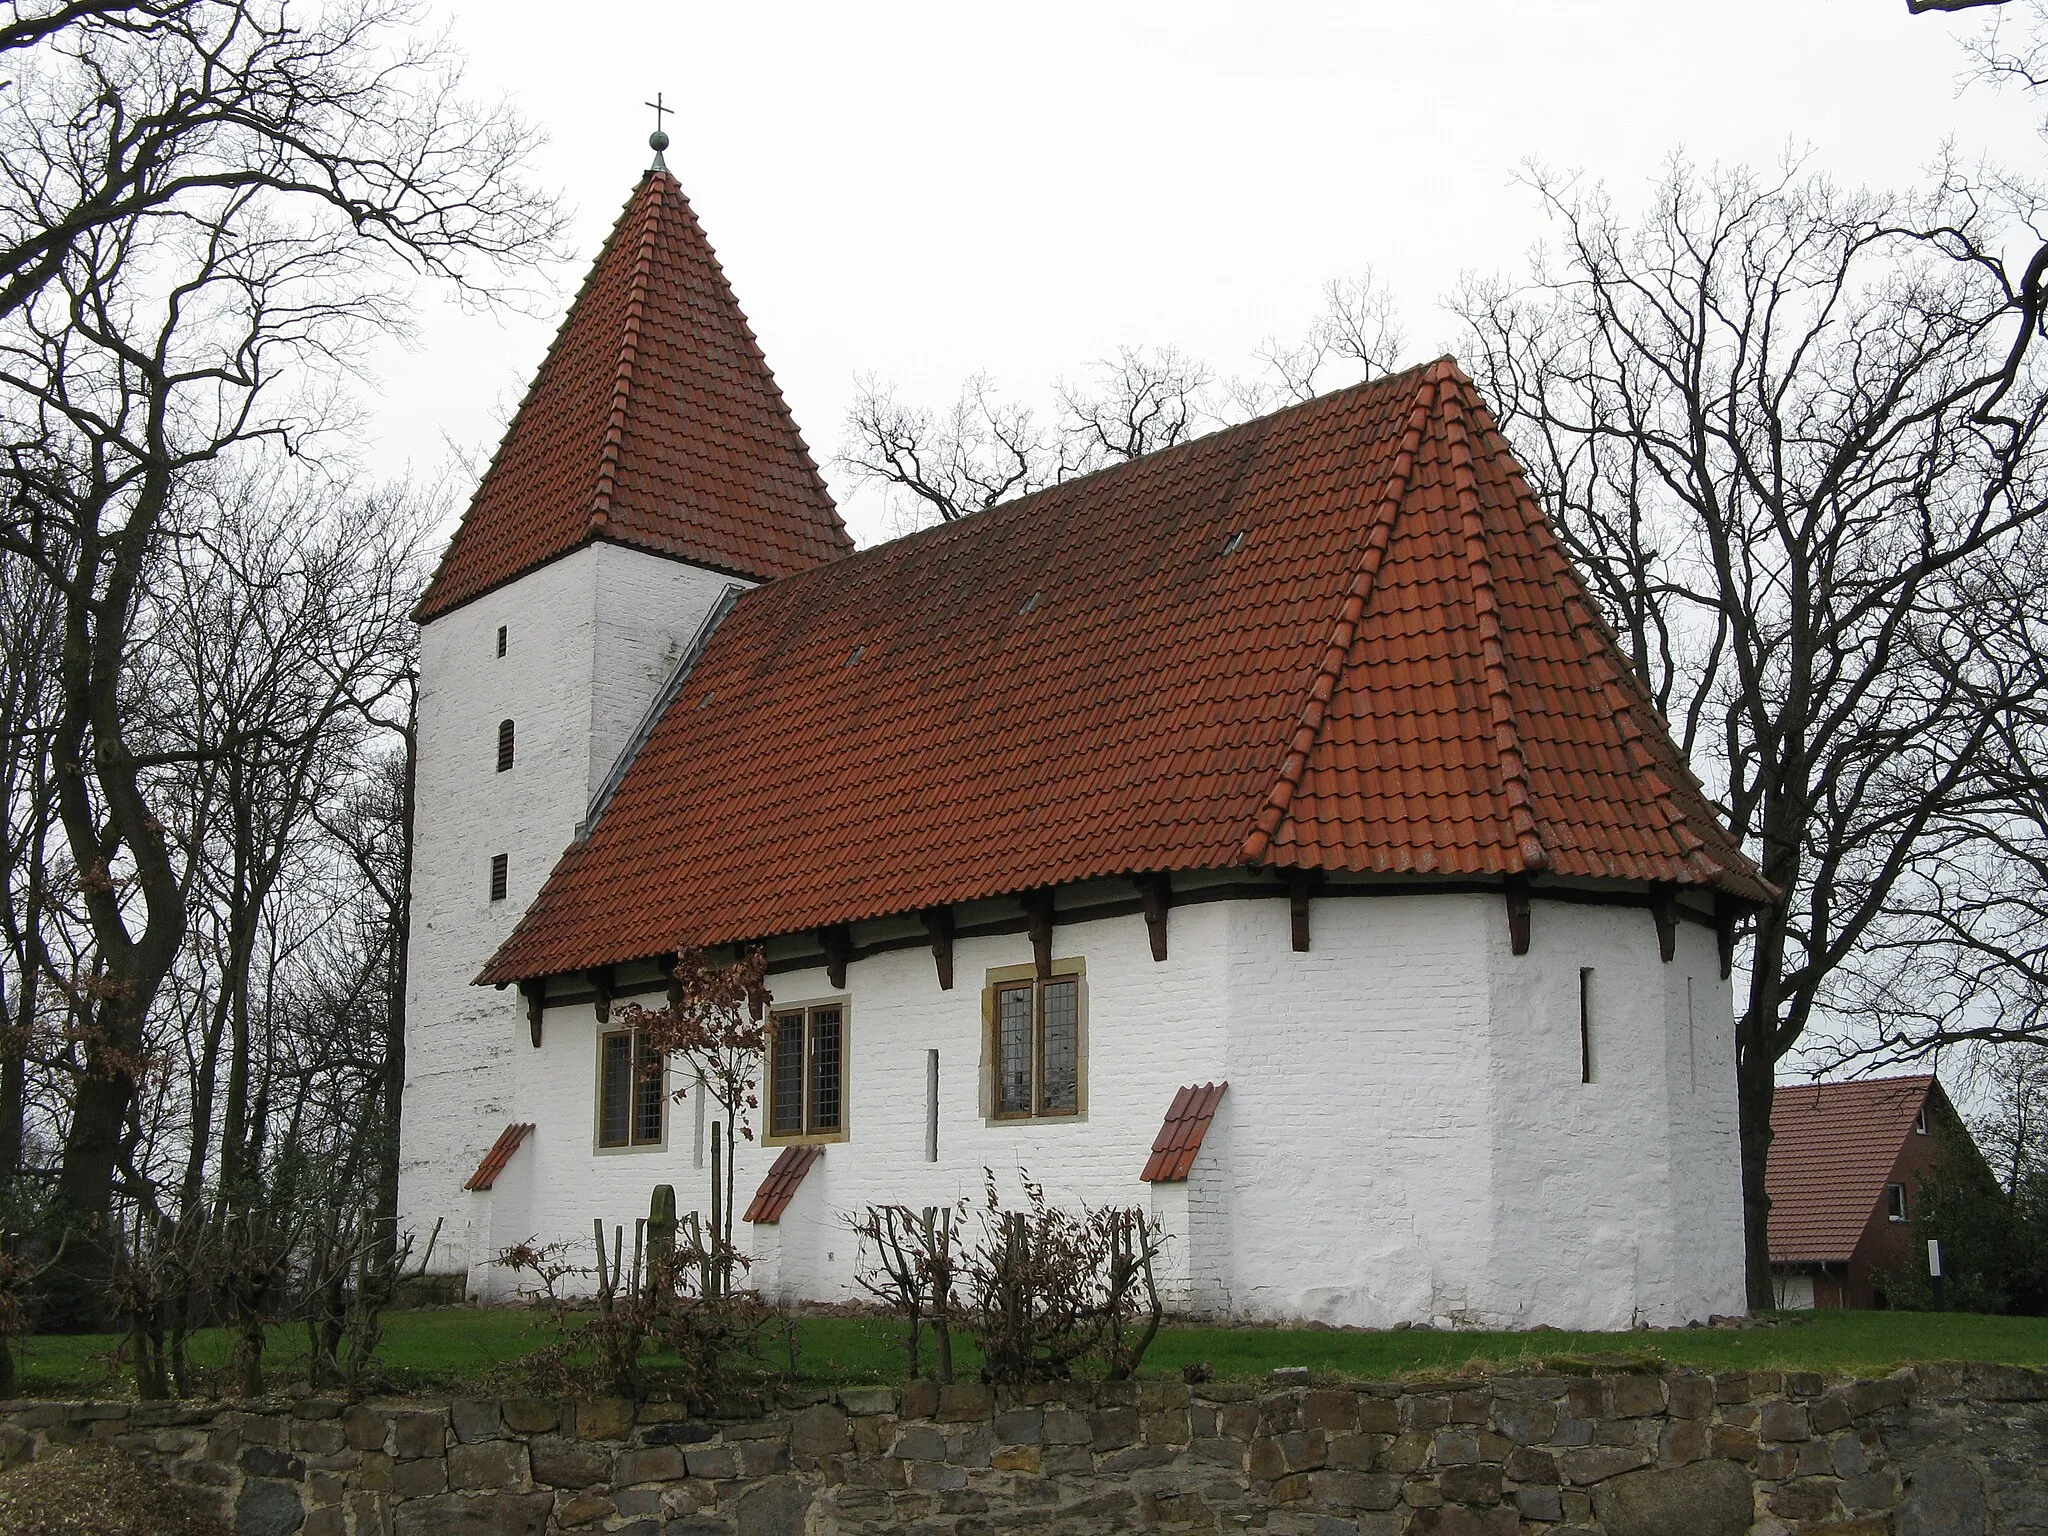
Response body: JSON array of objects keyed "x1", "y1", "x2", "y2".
[
  {"x1": 395, "y1": 141, "x2": 1773, "y2": 1329},
  {"x1": 1766, "y1": 1075, "x2": 1972, "y2": 1309}
]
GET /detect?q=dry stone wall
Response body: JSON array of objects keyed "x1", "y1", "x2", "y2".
[{"x1": 1, "y1": 1362, "x2": 2042, "y2": 1535}]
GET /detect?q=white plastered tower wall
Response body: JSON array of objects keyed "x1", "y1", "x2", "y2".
[
  {"x1": 396, "y1": 541, "x2": 748, "y2": 1281},
  {"x1": 481, "y1": 883, "x2": 1744, "y2": 1327}
]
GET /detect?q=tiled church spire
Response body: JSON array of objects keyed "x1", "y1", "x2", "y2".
[{"x1": 417, "y1": 152, "x2": 852, "y2": 621}]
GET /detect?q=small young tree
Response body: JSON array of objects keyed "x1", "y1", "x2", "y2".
[{"x1": 617, "y1": 947, "x2": 770, "y2": 1295}]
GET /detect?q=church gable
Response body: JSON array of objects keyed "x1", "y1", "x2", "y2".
[
  {"x1": 416, "y1": 169, "x2": 850, "y2": 622},
  {"x1": 477, "y1": 358, "x2": 1766, "y2": 988}
]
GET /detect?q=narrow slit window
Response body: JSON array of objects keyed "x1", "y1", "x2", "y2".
[
  {"x1": 1914, "y1": 1106, "x2": 1929, "y2": 1135},
  {"x1": 1887, "y1": 1183, "x2": 1908, "y2": 1222},
  {"x1": 496, "y1": 718, "x2": 515, "y2": 772},
  {"x1": 767, "y1": 1002, "x2": 850, "y2": 1143},
  {"x1": 1579, "y1": 967, "x2": 1595, "y2": 1084},
  {"x1": 598, "y1": 1028, "x2": 663, "y2": 1149},
  {"x1": 488, "y1": 853, "x2": 508, "y2": 903},
  {"x1": 990, "y1": 971, "x2": 1084, "y2": 1120},
  {"x1": 496, "y1": 624, "x2": 507, "y2": 658},
  {"x1": 925, "y1": 1049, "x2": 939, "y2": 1162}
]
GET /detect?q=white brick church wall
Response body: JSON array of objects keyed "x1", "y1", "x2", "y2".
[
  {"x1": 398, "y1": 543, "x2": 746, "y2": 1278},
  {"x1": 464, "y1": 890, "x2": 1745, "y2": 1327}
]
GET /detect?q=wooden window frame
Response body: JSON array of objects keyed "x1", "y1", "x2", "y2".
[
  {"x1": 982, "y1": 959, "x2": 1087, "y2": 1123},
  {"x1": 595, "y1": 1026, "x2": 666, "y2": 1153},
  {"x1": 1886, "y1": 1182, "x2": 1908, "y2": 1223},
  {"x1": 763, "y1": 999, "x2": 851, "y2": 1148}
]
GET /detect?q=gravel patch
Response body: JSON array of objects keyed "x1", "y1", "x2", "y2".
[{"x1": 0, "y1": 1440, "x2": 228, "y2": 1536}]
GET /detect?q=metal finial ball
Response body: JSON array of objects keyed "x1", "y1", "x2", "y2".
[{"x1": 649, "y1": 129, "x2": 670, "y2": 153}]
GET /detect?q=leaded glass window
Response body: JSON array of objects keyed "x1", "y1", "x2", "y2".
[
  {"x1": 991, "y1": 973, "x2": 1083, "y2": 1120},
  {"x1": 767, "y1": 1002, "x2": 850, "y2": 1142},
  {"x1": 598, "y1": 1029, "x2": 662, "y2": 1148}
]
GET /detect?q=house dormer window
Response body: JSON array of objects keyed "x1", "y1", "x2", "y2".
[
  {"x1": 497, "y1": 718, "x2": 515, "y2": 772},
  {"x1": 1886, "y1": 1183, "x2": 1908, "y2": 1222}
]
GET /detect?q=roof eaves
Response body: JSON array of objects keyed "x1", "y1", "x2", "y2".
[{"x1": 1239, "y1": 369, "x2": 1438, "y2": 866}]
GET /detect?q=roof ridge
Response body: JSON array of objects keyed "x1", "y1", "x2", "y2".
[
  {"x1": 1239, "y1": 369, "x2": 1440, "y2": 865},
  {"x1": 1448, "y1": 373, "x2": 1743, "y2": 889},
  {"x1": 590, "y1": 172, "x2": 665, "y2": 529},
  {"x1": 1441, "y1": 386, "x2": 1546, "y2": 873}
]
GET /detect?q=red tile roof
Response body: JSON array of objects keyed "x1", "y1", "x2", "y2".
[
  {"x1": 1767, "y1": 1077, "x2": 1934, "y2": 1265},
  {"x1": 416, "y1": 169, "x2": 851, "y2": 622},
  {"x1": 743, "y1": 1144, "x2": 822, "y2": 1225},
  {"x1": 479, "y1": 358, "x2": 1768, "y2": 985},
  {"x1": 462, "y1": 1122, "x2": 534, "y2": 1192},
  {"x1": 1141, "y1": 1083, "x2": 1227, "y2": 1183}
]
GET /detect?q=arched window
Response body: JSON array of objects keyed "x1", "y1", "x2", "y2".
[{"x1": 496, "y1": 718, "x2": 514, "y2": 772}]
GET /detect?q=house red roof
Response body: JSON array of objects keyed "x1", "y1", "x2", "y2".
[
  {"x1": 1767, "y1": 1077, "x2": 1934, "y2": 1265},
  {"x1": 743, "y1": 1144, "x2": 822, "y2": 1225},
  {"x1": 479, "y1": 358, "x2": 1768, "y2": 985},
  {"x1": 1141, "y1": 1083, "x2": 1228, "y2": 1183},
  {"x1": 416, "y1": 168, "x2": 851, "y2": 622},
  {"x1": 462, "y1": 1122, "x2": 534, "y2": 1192}
]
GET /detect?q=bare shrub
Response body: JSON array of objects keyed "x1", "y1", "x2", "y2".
[{"x1": 847, "y1": 1203, "x2": 962, "y2": 1382}]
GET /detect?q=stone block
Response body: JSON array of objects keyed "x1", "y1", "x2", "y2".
[
  {"x1": 1434, "y1": 1430, "x2": 1480, "y2": 1465},
  {"x1": 235, "y1": 1479, "x2": 305, "y2": 1536},
  {"x1": 935, "y1": 1384, "x2": 992, "y2": 1422},
  {"x1": 290, "y1": 1420, "x2": 347, "y2": 1455},
  {"x1": 1769, "y1": 1478, "x2": 1837, "y2": 1522},
  {"x1": 838, "y1": 1386, "x2": 895, "y2": 1416},
  {"x1": 1139, "y1": 1380, "x2": 1191, "y2": 1410},
  {"x1": 1099, "y1": 1444, "x2": 1177, "y2": 1472},
  {"x1": 1356, "y1": 1398, "x2": 1400, "y2": 1435},
  {"x1": 638, "y1": 1419, "x2": 716, "y2": 1446},
  {"x1": 1271, "y1": 1471, "x2": 1313, "y2": 1502},
  {"x1": 1515, "y1": 1485, "x2": 1565, "y2": 1522},
  {"x1": 392, "y1": 1456, "x2": 448, "y2": 1498},
  {"x1": 1310, "y1": 1470, "x2": 1402, "y2": 1512},
  {"x1": 1712, "y1": 1372, "x2": 1750, "y2": 1404},
  {"x1": 529, "y1": 1436, "x2": 608, "y2": 1488},
  {"x1": 1303, "y1": 1391, "x2": 1358, "y2": 1432},
  {"x1": 613, "y1": 1443, "x2": 689, "y2": 1483},
  {"x1": 237, "y1": 1414, "x2": 288, "y2": 1448},
  {"x1": 1760, "y1": 1400, "x2": 1812, "y2": 1443},
  {"x1": 241, "y1": 1445, "x2": 307, "y2": 1480},
  {"x1": 1492, "y1": 1400, "x2": 1556, "y2": 1445},
  {"x1": 1400, "y1": 1395, "x2": 1451, "y2": 1430},
  {"x1": 1564, "y1": 1380, "x2": 1611, "y2": 1421},
  {"x1": 447, "y1": 1439, "x2": 527, "y2": 1492},
  {"x1": 390, "y1": 1492, "x2": 552, "y2": 1536},
  {"x1": 1786, "y1": 1371, "x2": 1825, "y2": 1398},
  {"x1": 899, "y1": 1380, "x2": 939, "y2": 1420},
  {"x1": 1260, "y1": 1391, "x2": 1304, "y2": 1433},
  {"x1": 1840, "y1": 1470, "x2": 1901, "y2": 1511},
  {"x1": 1831, "y1": 1432, "x2": 1869, "y2": 1478},
  {"x1": 1664, "y1": 1375, "x2": 1713, "y2": 1420},
  {"x1": 450, "y1": 1399, "x2": 501, "y2": 1444},
  {"x1": 342, "y1": 1406, "x2": 388, "y2": 1452},
  {"x1": 789, "y1": 1403, "x2": 850, "y2": 1456},
  {"x1": 1708, "y1": 1426, "x2": 1757, "y2": 1462},
  {"x1": 499, "y1": 1398, "x2": 558, "y2": 1434},
  {"x1": 1610, "y1": 1377, "x2": 1664, "y2": 1418},
  {"x1": 943, "y1": 1423, "x2": 993, "y2": 1468},
  {"x1": 358, "y1": 1450, "x2": 393, "y2": 1491},
  {"x1": 1654, "y1": 1417, "x2": 1705, "y2": 1467},
  {"x1": 851, "y1": 1412, "x2": 898, "y2": 1457},
  {"x1": 554, "y1": 1492, "x2": 613, "y2": 1527},
  {"x1": 1592, "y1": 1459, "x2": 1753, "y2": 1536},
  {"x1": 890, "y1": 1424, "x2": 947, "y2": 1461},
  {"x1": 1141, "y1": 1409, "x2": 1189, "y2": 1446},
  {"x1": 1439, "y1": 1463, "x2": 1503, "y2": 1505},
  {"x1": 388, "y1": 1410, "x2": 449, "y2": 1459},
  {"x1": 347, "y1": 1491, "x2": 391, "y2": 1536},
  {"x1": 1810, "y1": 1392, "x2": 1854, "y2": 1434},
  {"x1": 683, "y1": 1444, "x2": 740, "y2": 1479},
  {"x1": 572, "y1": 1398, "x2": 633, "y2": 1442},
  {"x1": 1249, "y1": 1435, "x2": 1286, "y2": 1481},
  {"x1": 1328, "y1": 1431, "x2": 1383, "y2": 1469},
  {"x1": 1560, "y1": 1445, "x2": 1650, "y2": 1484},
  {"x1": 1042, "y1": 1409, "x2": 1091, "y2": 1445},
  {"x1": 1549, "y1": 1416, "x2": 1594, "y2": 1447},
  {"x1": 1506, "y1": 1445, "x2": 1559, "y2": 1484},
  {"x1": 1896, "y1": 1453, "x2": 1990, "y2": 1536},
  {"x1": 301, "y1": 1509, "x2": 344, "y2": 1536},
  {"x1": 991, "y1": 1444, "x2": 1041, "y2": 1472},
  {"x1": 1280, "y1": 1428, "x2": 1327, "y2": 1471},
  {"x1": 1383, "y1": 1431, "x2": 1432, "y2": 1473},
  {"x1": 1088, "y1": 1406, "x2": 1139, "y2": 1450},
  {"x1": 737, "y1": 1437, "x2": 787, "y2": 1478}
]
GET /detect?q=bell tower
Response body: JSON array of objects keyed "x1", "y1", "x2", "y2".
[{"x1": 397, "y1": 133, "x2": 851, "y2": 1280}]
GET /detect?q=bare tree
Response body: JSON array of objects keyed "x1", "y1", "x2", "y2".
[
  {"x1": 0, "y1": 0, "x2": 562, "y2": 320},
  {"x1": 1453, "y1": 157, "x2": 2048, "y2": 1307}
]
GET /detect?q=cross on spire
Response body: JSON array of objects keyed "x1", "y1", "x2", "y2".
[{"x1": 646, "y1": 91, "x2": 671, "y2": 170}]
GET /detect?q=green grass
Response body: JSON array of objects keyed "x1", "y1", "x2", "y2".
[{"x1": 10, "y1": 1306, "x2": 2046, "y2": 1399}]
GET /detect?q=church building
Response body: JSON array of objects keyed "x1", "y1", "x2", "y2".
[{"x1": 397, "y1": 144, "x2": 1769, "y2": 1329}]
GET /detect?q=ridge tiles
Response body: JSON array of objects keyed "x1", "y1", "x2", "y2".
[
  {"x1": 480, "y1": 358, "x2": 1768, "y2": 985},
  {"x1": 417, "y1": 169, "x2": 852, "y2": 622}
]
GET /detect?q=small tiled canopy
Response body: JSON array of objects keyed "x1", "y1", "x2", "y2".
[
  {"x1": 743, "y1": 1145, "x2": 822, "y2": 1224},
  {"x1": 1141, "y1": 1083, "x2": 1228, "y2": 1183},
  {"x1": 463, "y1": 1123, "x2": 534, "y2": 1192}
]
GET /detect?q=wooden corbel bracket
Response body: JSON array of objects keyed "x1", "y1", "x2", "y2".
[{"x1": 921, "y1": 907, "x2": 956, "y2": 990}]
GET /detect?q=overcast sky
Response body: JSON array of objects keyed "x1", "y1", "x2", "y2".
[{"x1": 377, "y1": 1, "x2": 2045, "y2": 547}]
